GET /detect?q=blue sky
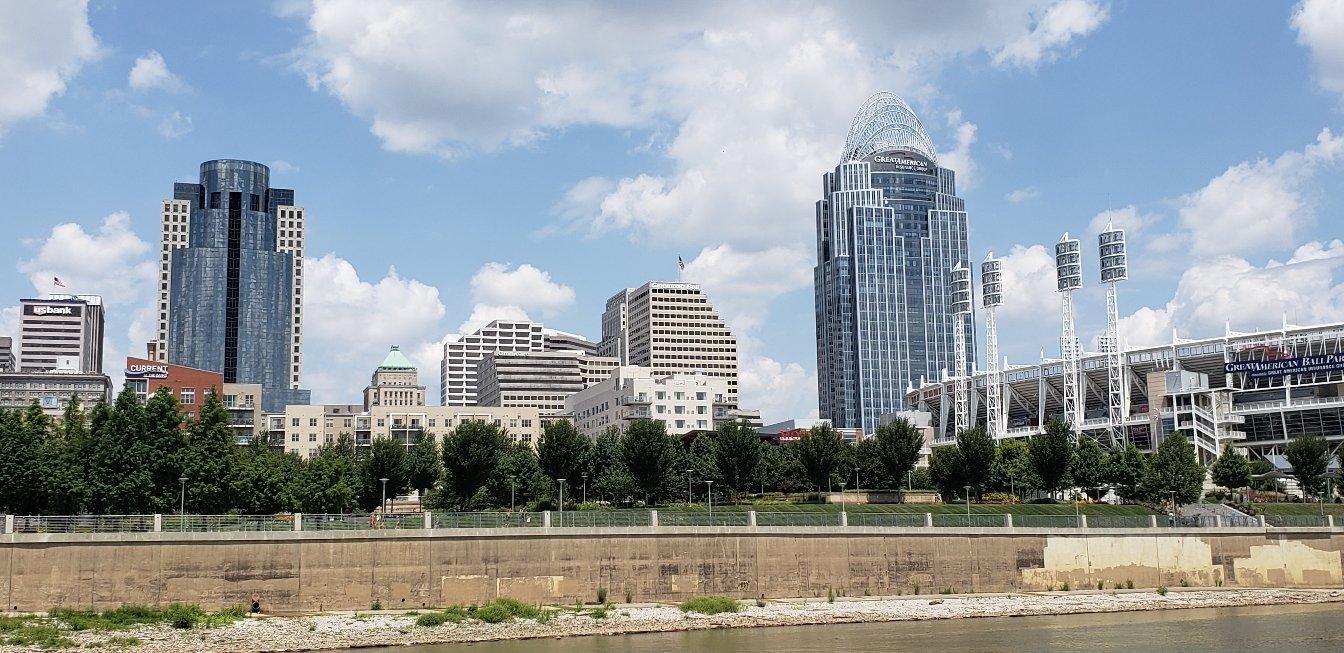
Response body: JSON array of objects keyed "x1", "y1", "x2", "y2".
[{"x1": 2, "y1": 0, "x2": 1342, "y2": 422}]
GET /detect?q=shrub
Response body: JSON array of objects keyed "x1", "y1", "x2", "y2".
[
  {"x1": 1097, "y1": 581, "x2": 1104, "y2": 590},
  {"x1": 625, "y1": 590, "x2": 633, "y2": 604},
  {"x1": 489, "y1": 597, "x2": 542, "y2": 620},
  {"x1": 678, "y1": 596, "x2": 741, "y2": 615},
  {"x1": 474, "y1": 604, "x2": 511, "y2": 623},
  {"x1": 597, "y1": 587, "x2": 608, "y2": 605},
  {"x1": 416, "y1": 612, "x2": 451, "y2": 627},
  {"x1": 1125, "y1": 579, "x2": 1134, "y2": 590},
  {"x1": 981, "y1": 492, "x2": 1019, "y2": 505},
  {"x1": 442, "y1": 606, "x2": 469, "y2": 623},
  {"x1": 1061, "y1": 581, "x2": 1070, "y2": 591},
  {"x1": 1156, "y1": 586, "x2": 1168, "y2": 596},
  {"x1": 827, "y1": 587, "x2": 835, "y2": 603},
  {"x1": 370, "y1": 600, "x2": 383, "y2": 611},
  {"x1": 590, "y1": 607, "x2": 608, "y2": 619}
]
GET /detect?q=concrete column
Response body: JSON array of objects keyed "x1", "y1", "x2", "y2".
[
  {"x1": 1215, "y1": 515, "x2": 1223, "y2": 528},
  {"x1": 543, "y1": 511, "x2": 552, "y2": 528},
  {"x1": 748, "y1": 511, "x2": 756, "y2": 527},
  {"x1": 153, "y1": 514, "x2": 162, "y2": 532},
  {"x1": 423, "y1": 511, "x2": 433, "y2": 530},
  {"x1": 1150, "y1": 515, "x2": 1159, "y2": 528},
  {"x1": 1080, "y1": 515, "x2": 1088, "y2": 529},
  {"x1": 5, "y1": 514, "x2": 14, "y2": 533},
  {"x1": 649, "y1": 510, "x2": 658, "y2": 528},
  {"x1": 293, "y1": 513, "x2": 303, "y2": 532},
  {"x1": 1258, "y1": 515, "x2": 1267, "y2": 527},
  {"x1": 1004, "y1": 513, "x2": 1013, "y2": 528},
  {"x1": 924, "y1": 513, "x2": 933, "y2": 528},
  {"x1": 840, "y1": 511, "x2": 848, "y2": 527}
]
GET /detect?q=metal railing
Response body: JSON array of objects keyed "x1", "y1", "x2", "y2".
[{"x1": 1, "y1": 510, "x2": 1334, "y2": 534}]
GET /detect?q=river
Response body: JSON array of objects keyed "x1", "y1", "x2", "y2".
[{"x1": 359, "y1": 603, "x2": 1344, "y2": 653}]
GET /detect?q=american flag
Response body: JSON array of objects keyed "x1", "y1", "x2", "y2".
[
  {"x1": 52, "y1": 276, "x2": 66, "y2": 288},
  {"x1": 677, "y1": 256, "x2": 685, "y2": 271}
]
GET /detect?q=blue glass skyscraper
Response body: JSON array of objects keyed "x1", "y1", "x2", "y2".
[
  {"x1": 814, "y1": 94, "x2": 973, "y2": 431},
  {"x1": 155, "y1": 159, "x2": 310, "y2": 412}
]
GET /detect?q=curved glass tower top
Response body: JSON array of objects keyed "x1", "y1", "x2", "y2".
[{"x1": 839, "y1": 92, "x2": 938, "y2": 165}]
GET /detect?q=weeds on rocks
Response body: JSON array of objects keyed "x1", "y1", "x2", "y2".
[
  {"x1": 1157, "y1": 586, "x2": 1168, "y2": 596},
  {"x1": 678, "y1": 596, "x2": 741, "y2": 615}
]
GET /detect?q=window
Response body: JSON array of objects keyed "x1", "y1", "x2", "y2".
[
  {"x1": 291, "y1": 418, "x2": 300, "y2": 427},
  {"x1": 180, "y1": 387, "x2": 196, "y2": 405},
  {"x1": 309, "y1": 418, "x2": 318, "y2": 427},
  {"x1": 309, "y1": 434, "x2": 317, "y2": 442},
  {"x1": 290, "y1": 434, "x2": 299, "y2": 442}
]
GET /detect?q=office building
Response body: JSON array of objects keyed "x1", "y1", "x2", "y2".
[
  {"x1": 543, "y1": 329, "x2": 598, "y2": 355},
  {"x1": 0, "y1": 337, "x2": 13, "y2": 372},
  {"x1": 0, "y1": 370, "x2": 111, "y2": 417},
  {"x1": 565, "y1": 366, "x2": 731, "y2": 438},
  {"x1": 477, "y1": 349, "x2": 618, "y2": 415},
  {"x1": 441, "y1": 320, "x2": 545, "y2": 405},
  {"x1": 364, "y1": 345, "x2": 426, "y2": 410},
  {"x1": 815, "y1": 92, "x2": 972, "y2": 432},
  {"x1": 123, "y1": 357, "x2": 223, "y2": 421},
  {"x1": 18, "y1": 295, "x2": 104, "y2": 373},
  {"x1": 598, "y1": 282, "x2": 739, "y2": 404},
  {"x1": 153, "y1": 159, "x2": 309, "y2": 412},
  {"x1": 266, "y1": 404, "x2": 542, "y2": 459}
]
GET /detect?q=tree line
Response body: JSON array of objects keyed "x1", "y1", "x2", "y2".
[{"x1": 1, "y1": 385, "x2": 1337, "y2": 515}]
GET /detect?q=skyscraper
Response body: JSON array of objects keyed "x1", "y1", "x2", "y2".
[
  {"x1": 18, "y1": 294, "x2": 104, "y2": 373},
  {"x1": 814, "y1": 93, "x2": 973, "y2": 431},
  {"x1": 599, "y1": 281, "x2": 739, "y2": 405},
  {"x1": 155, "y1": 159, "x2": 309, "y2": 412}
]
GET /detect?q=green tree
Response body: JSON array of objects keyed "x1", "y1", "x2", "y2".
[
  {"x1": 989, "y1": 438, "x2": 1038, "y2": 496},
  {"x1": 681, "y1": 434, "x2": 720, "y2": 502},
  {"x1": 956, "y1": 426, "x2": 996, "y2": 496},
  {"x1": 439, "y1": 420, "x2": 508, "y2": 510},
  {"x1": 792, "y1": 424, "x2": 844, "y2": 492},
  {"x1": 404, "y1": 431, "x2": 442, "y2": 507},
  {"x1": 43, "y1": 396, "x2": 93, "y2": 514},
  {"x1": 294, "y1": 437, "x2": 358, "y2": 514},
  {"x1": 871, "y1": 418, "x2": 924, "y2": 492},
  {"x1": 1285, "y1": 433, "x2": 1331, "y2": 498},
  {"x1": 757, "y1": 442, "x2": 806, "y2": 494},
  {"x1": 360, "y1": 437, "x2": 410, "y2": 511},
  {"x1": 928, "y1": 446, "x2": 966, "y2": 500},
  {"x1": 485, "y1": 441, "x2": 547, "y2": 509},
  {"x1": 1070, "y1": 437, "x2": 1108, "y2": 499},
  {"x1": 0, "y1": 406, "x2": 47, "y2": 513},
  {"x1": 90, "y1": 388, "x2": 153, "y2": 514},
  {"x1": 1210, "y1": 446, "x2": 1252, "y2": 492},
  {"x1": 590, "y1": 427, "x2": 635, "y2": 505},
  {"x1": 1145, "y1": 433, "x2": 1205, "y2": 507},
  {"x1": 536, "y1": 420, "x2": 592, "y2": 487},
  {"x1": 1105, "y1": 444, "x2": 1148, "y2": 503},
  {"x1": 232, "y1": 439, "x2": 301, "y2": 514},
  {"x1": 180, "y1": 390, "x2": 238, "y2": 514},
  {"x1": 142, "y1": 387, "x2": 187, "y2": 512},
  {"x1": 1030, "y1": 418, "x2": 1074, "y2": 498},
  {"x1": 712, "y1": 420, "x2": 763, "y2": 499},
  {"x1": 621, "y1": 419, "x2": 679, "y2": 505}
]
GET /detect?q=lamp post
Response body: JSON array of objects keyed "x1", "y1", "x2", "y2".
[
  {"x1": 854, "y1": 467, "x2": 860, "y2": 497},
  {"x1": 964, "y1": 485, "x2": 973, "y2": 524},
  {"x1": 686, "y1": 469, "x2": 693, "y2": 504},
  {"x1": 582, "y1": 472, "x2": 588, "y2": 505},
  {"x1": 1169, "y1": 490, "x2": 1177, "y2": 527},
  {"x1": 705, "y1": 480, "x2": 714, "y2": 519},
  {"x1": 509, "y1": 475, "x2": 516, "y2": 513},
  {"x1": 1074, "y1": 493, "x2": 1082, "y2": 529},
  {"x1": 839, "y1": 481, "x2": 848, "y2": 523},
  {"x1": 558, "y1": 478, "x2": 567, "y2": 515},
  {"x1": 178, "y1": 476, "x2": 188, "y2": 532},
  {"x1": 380, "y1": 478, "x2": 389, "y2": 516}
]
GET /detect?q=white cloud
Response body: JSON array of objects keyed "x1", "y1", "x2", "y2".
[
  {"x1": 994, "y1": 244, "x2": 1059, "y2": 320},
  {"x1": 739, "y1": 346, "x2": 818, "y2": 423},
  {"x1": 938, "y1": 109, "x2": 979, "y2": 189},
  {"x1": 0, "y1": 0, "x2": 99, "y2": 136},
  {"x1": 128, "y1": 50, "x2": 185, "y2": 92},
  {"x1": 1292, "y1": 0, "x2": 1344, "y2": 101},
  {"x1": 679, "y1": 243, "x2": 813, "y2": 333},
  {"x1": 469, "y1": 262, "x2": 575, "y2": 316},
  {"x1": 269, "y1": 159, "x2": 300, "y2": 174},
  {"x1": 1005, "y1": 186, "x2": 1040, "y2": 203},
  {"x1": 1087, "y1": 205, "x2": 1154, "y2": 237},
  {"x1": 1177, "y1": 128, "x2": 1342, "y2": 258},
  {"x1": 454, "y1": 304, "x2": 532, "y2": 336},
  {"x1": 157, "y1": 111, "x2": 193, "y2": 139},
  {"x1": 1120, "y1": 240, "x2": 1344, "y2": 347},
  {"x1": 302, "y1": 254, "x2": 448, "y2": 403},
  {"x1": 991, "y1": 0, "x2": 1109, "y2": 70}
]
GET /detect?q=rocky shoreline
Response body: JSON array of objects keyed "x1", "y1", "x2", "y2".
[{"x1": 5, "y1": 589, "x2": 1342, "y2": 652}]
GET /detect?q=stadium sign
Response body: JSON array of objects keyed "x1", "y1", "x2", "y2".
[{"x1": 1224, "y1": 354, "x2": 1344, "y2": 379}]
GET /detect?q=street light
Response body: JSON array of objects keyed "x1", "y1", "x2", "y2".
[
  {"x1": 705, "y1": 480, "x2": 714, "y2": 518},
  {"x1": 509, "y1": 475, "x2": 516, "y2": 513},
  {"x1": 839, "y1": 481, "x2": 848, "y2": 523},
  {"x1": 582, "y1": 472, "x2": 588, "y2": 505},
  {"x1": 686, "y1": 469, "x2": 693, "y2": 504},
  {"x1": 178, "y1": 476, "x2": 188, "y2": 532},
  {"x1": 964, "y1": 485, "x2": 973, "y2": 524},
  {"x1": 1074, "y1": 493, "x2": 1082, "y2": 528},
  {"x1": 558, "y1": 478, "x2": 567, "y2": 515},
  {"x1": 854, "y1": 467, "x2": 861, "y2": 497},
  {"x1": 1169, "y1": 490, "x2": 1177, "y2": 527},
  {"x1": 380, "y1": 478, "x2": 389, "y2": 516}
]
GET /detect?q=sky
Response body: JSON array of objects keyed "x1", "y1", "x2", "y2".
[{"x1": 1, "y1": 0, "x2": 1342, "y2": 424}]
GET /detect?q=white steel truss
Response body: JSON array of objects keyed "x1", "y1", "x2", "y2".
[
  {"x1": 984, "y1": 306, "x2": 1002, "y2": 437},
  {"x1": 954, "y1": 317, "x2": 969, "y2": 434},
  {"x1": 1060, "y1": 291, "x2": 1081, "y2": 430},
  {"x1": 1104, "y1": 282, "x2": 1127, "y2": 447}
]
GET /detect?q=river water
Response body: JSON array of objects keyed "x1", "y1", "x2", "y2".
[{"x1": 361, "y1": 603, "x2": 1344, "y2": 653}]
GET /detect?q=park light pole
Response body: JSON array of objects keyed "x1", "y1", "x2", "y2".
[
  {"x1": 839, "y1": 481, "x2": 848, "y2": 524},
  {"x1": 582, "y1": 472, "x2": 588, "y2": 505},
  {"x1": 178, "y1": 476, "x2": 188, "y2": 532},
  {"x1": 686, "y1": 469, "x2": 693, "y2": 504},
  {"x1": 854, "y1": 467, "x2": 860, "y2": 497},
  {"x1": 705, "y1": 480, "x2": 714, "y2": 519},
  {"x1": 1169, "y1": 490, "x2": 1177, "y2": 527},
  {"x1": 380, "y1": 478, "x2": 389, "y2": 516},
  {"x1": 964, "y1": 485, "x2": 972, "y2": 524},
  {"x1": 1074, "y1": 493, "x2": 1082, "y2": 528},
  {"x1": 509, "y1": 475, "x2": 516, "y2": 513},
  {"x1": 558, "y1": 478, "x2": 567, "y2": 515}
]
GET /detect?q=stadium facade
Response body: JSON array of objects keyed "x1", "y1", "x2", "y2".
[{"x1": 906, "y1": 319, "x2": 1344, "y2": 465}]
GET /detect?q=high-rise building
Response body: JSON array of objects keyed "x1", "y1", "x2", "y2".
[
  {"x1": 543, "y1": 329, "x2": 598, "y2": 355},
  {"x1": 598, "y1": 281, "x2": 739, "y2": 405},
  {"x1": 0, "y1": 337, "x2": 13, "y2": 372},
  {"x1": 153, "y1": 159, "x2": 309, "y2": 412},
  {"x1": 441, "y1": 320, "x2": 545, "y2": 405},
  {"x1": 364, "y1": 345, "x2": 426, "y2": 410},
  {"x1": 565, "y1": 366, "x2": 732, "y2": 438},
  {"x1": 814, "y1": 93, "x2": 973, "y2": 431},
  {"x1": 18, "y1": 295, "x2": 104, "y2": 373},
  {"x1": 477, "y1": 349, "x2": 618, "y2": 415}
]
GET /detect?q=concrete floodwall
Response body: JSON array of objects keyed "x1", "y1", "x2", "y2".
[{"x1": 2, "y1": 528, "x2": 1340, "y2": 612}]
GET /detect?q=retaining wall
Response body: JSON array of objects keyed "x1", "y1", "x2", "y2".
[{"x1": 2, "y1": 527, "x2": 1341, "y2": 612}]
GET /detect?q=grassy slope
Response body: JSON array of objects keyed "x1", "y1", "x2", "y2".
[
  {"x1": 1253, "y1": 502, "x2": 1344, "y2": 516},
  {"x1": 647, "y1": 503, "x2": 1158, "y2": 515}
]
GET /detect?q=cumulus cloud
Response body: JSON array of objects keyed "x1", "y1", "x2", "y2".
[
  {"x1": 938, "y1": 109, "x2": 979, "y2": 189},
  {"x1": 1177, "y1": 128, "x2": 1342, "y2": 257},
  {"x1": 679, "y1": 244, "x2": 813, "y2": 333},
  {"x1": 1087, "y1": 205, "x2": 1154, "y2": 238},
  {"x1": 991, "y1": 0, "x2": 1109, "y2": 69},
  {"x1": 1005, "y1": 186, "x2": 1040, "y2": 203},
  {"x1": 739, "y1": 345, "x2": 819, "y2": 423},
  {"x1": 468, "y1": 262, "x2": 575, "y2": 316},
  {"x1": 993, "y1": 244, "x2": 1060, "y2": 320},
  {"x1": 0, "y1": 0, "x2": 99, "y2": 136},
  {"x1": 454, "y1": 304, "x2": 532, "y2": 336},
  {"x1": 128, "y1": 50, "x2": 185, "y2": 92},
  {"x1": 157, "y1": 111, "x2": 193, "y2": 139},
  {"x1": 269, "y1": 159, "x2": 300, "y2": 174},
  {"x1": 1292, "y1": 0, "x2": 1344, "y2": 102}
]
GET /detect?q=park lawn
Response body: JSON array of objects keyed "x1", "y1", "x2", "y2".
[
  {"x1": 1253, "y1": 502, "x2": 1344, "y2": 516},
  {"x1": 654, "y1": 503, "x2": 1158, "y2": 516}
]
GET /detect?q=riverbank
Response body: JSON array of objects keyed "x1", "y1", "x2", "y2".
[{"x1": 3, "y1": 589, "x2": 1341, "y2": 652}]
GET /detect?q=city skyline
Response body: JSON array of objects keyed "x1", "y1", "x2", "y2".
[{"x1": 2, "y1": 1, "x2": 1343, "y2": 423}]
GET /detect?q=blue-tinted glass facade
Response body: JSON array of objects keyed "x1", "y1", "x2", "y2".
[
  {"x1": 168, "y1": 160, "x2": 310, "y2": 412},
  {"x1": 815, "y1": 149, "x2": 973, "y2": 431}
]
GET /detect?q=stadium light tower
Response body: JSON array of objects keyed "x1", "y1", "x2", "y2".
[
  {"x1": 981, "y1": 253, "x2": 1004, "y2": 438},
  {"x1": 951, "y1": 263, "x2": 973, "y2": 435},
  {"x1": 1099, "y1": 221, "x2": 1129, "y2": 447},
  {"x1": 1056, "y1": 233, "x2": 1083, "y2": 431}
]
